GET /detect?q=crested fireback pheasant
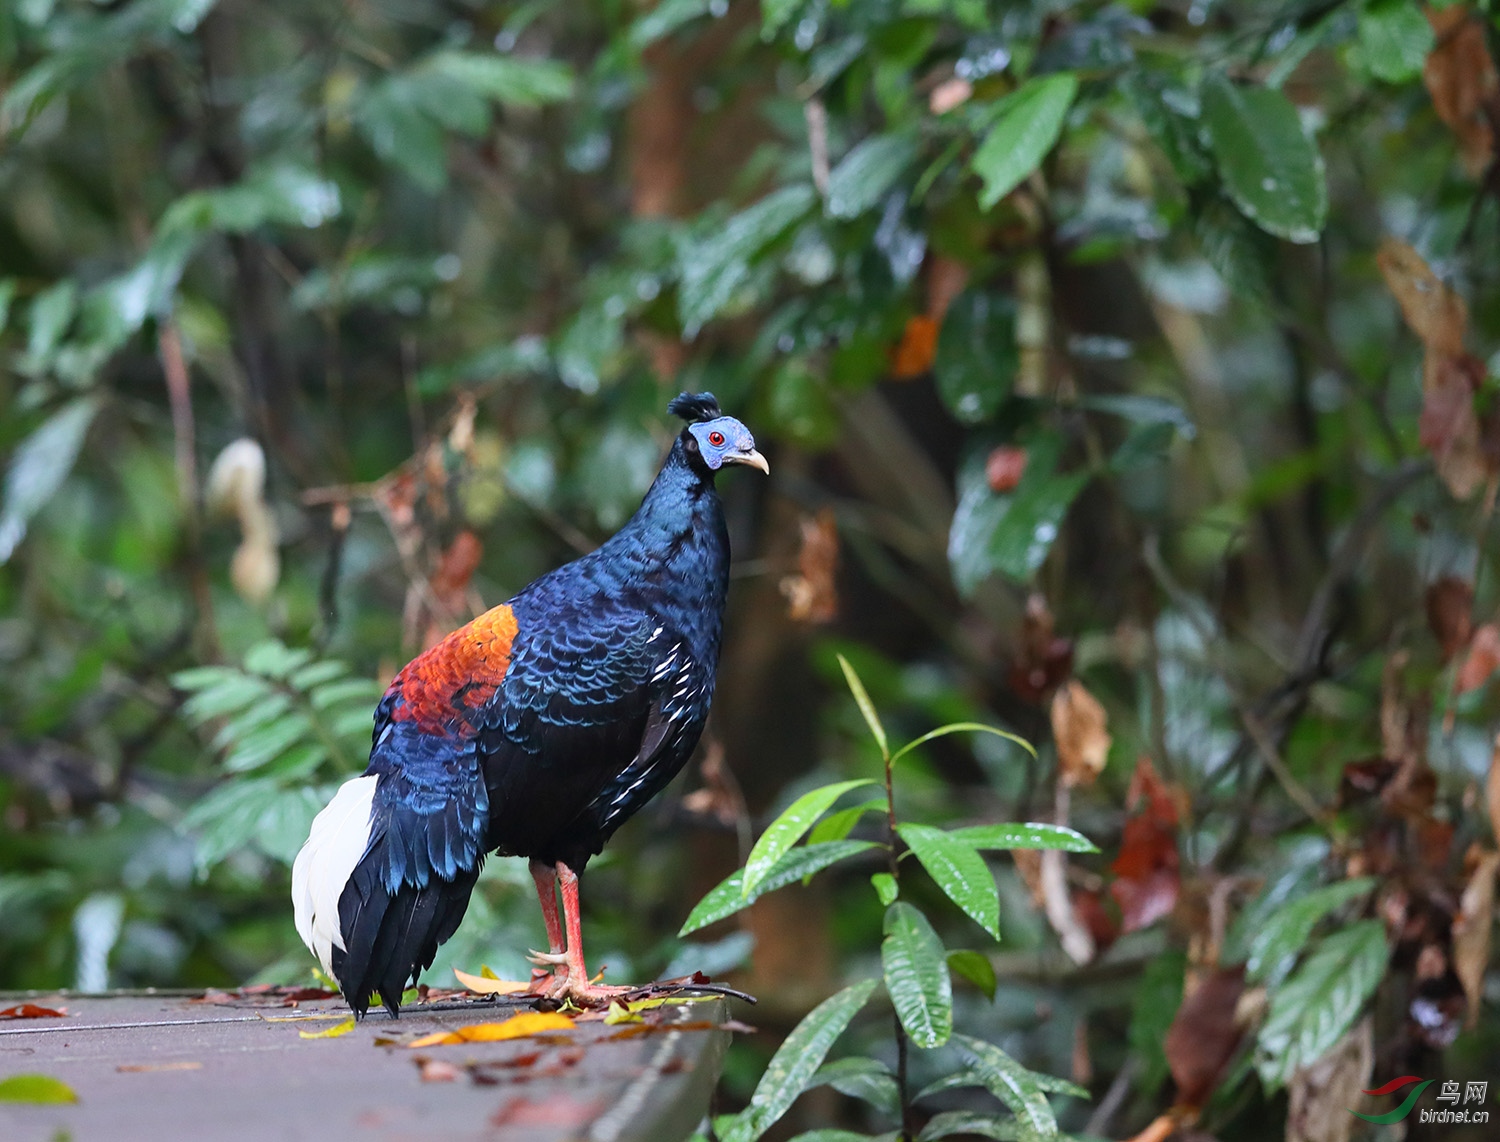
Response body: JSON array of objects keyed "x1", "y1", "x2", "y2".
[{"x1": 292, "y1": 392, "x2": 766, "y2": 1016}]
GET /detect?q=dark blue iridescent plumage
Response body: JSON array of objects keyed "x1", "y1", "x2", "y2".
[{"x1": 320, "y1": 393, "x2": 763, "y2": 1015}]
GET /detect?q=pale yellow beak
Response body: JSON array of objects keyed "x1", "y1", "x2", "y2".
[{"x1": 728, "y1": 448, "x2": 770, "y2": 475}]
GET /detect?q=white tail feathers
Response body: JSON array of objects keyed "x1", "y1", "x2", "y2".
[{"x1": 292, "y1": 775, "x2": 378, "y2": 978}]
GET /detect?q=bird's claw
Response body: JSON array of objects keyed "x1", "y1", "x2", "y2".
[{"x1": 527, "y1": 949, "x2": 569, "y2": 966}]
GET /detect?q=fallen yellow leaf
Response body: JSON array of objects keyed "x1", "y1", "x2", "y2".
[
  {"x1": 453, "y1": 968, "x2": 531, "y2": 995},
  {"x1": 407, "y1": 1010, "x2": 575, "y2": 1048},
  {"x1": 299, "y1": 1016, "x2": 355, "y2": 1039}
]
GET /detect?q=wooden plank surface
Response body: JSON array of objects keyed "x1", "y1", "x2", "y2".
[{"x1": 0, "y1": 990, "x2": 730, "y2": 1142}]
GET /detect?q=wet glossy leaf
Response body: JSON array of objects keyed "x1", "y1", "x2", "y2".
[
  {"x1": 1358, "y1": 0, "x2": 1433, "y2": 84},
  {"x1": 1256, "y1": 920, "x2": 1389, "y2": 1090},
  {"x1": 0, "y1": 397, "x2": 100, "y2": 563},
  {"x1": 871, "y1": 872, "x2": 898, "y2": 906},
  {"x1": 951, "y1": 1034, "x2": 1069, "y2": 1140},
  {"x1": 742, "y1": 780, "x2": 879, "y2": 899},
  {"x1": 719, "y1": 979, "x2": 878, "y2": 1142},
  {"x1": 808, "y1": 799, "x2": 885, "y2": 845},
  {"x1": 826, "y1": 134, "x2": 919, "y2": 219},
  {"x1": 918, "y1": 1110, "x2": 1028, "y2": 1140},
  {"x1": 948, "y1": 435, "x2": 1087, "y2": 593},
  {"x1": 933, "y1": 291, "x2": 1016, "y2": 424},
  {"x1": 948, "y1": 823, "x2": 1097, "y2": 853},
  {"x1": 810, "y1": 1056, "x2": 901, "y2": 1117},
  {"x1": 897, "y1": 823, "x2": 1000, "y2": 938},
  {"x1": 425, "y1": 50, "x2": 574, "y2": 107},
  {"x1": 678, "y1": 184, "x2": 816, "y2": 336},
  {"x1": 681, "y1": 840, "x2": 878, "y2": 934},
  {"x1": 972, "y1": 73, "x2": 1079, "y2": 209},
  {"x1": 1247, "y1": 878, "x2": 1376, "y2": 987},
  {"x1": 947, "y1": 949, "x2": 997, "y2": 1001},
  {"x1": 0, "y1": 1073, "x2": 78, "y2": 1104},
  {"x1": 1200, "y1": 75, "x2": 1327, "y2": 243},
  {"x1": 882, "y1": 901, "x2": 952, "y2": 1048}
]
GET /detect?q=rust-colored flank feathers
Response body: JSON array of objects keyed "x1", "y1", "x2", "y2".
[{"x1": 390, "y1": 604, "x2": 518, "y2": 732}]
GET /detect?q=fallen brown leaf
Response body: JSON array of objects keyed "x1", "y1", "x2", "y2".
[
  {"x1": 1110, "y1": 757, "x2": 1181, "y2": 933},
  {"x1": 415, "y1": 1056, "x2": 462, "y2": 1083},
  {"x1": 1424, "y1": 7, "x2": 1500, "y2": 176},
  {"x1": 0, "y1": 1004, "x2": 66, "y2": 1020},
  {"x1": 407, "y1": 1011, "x2": 575, "y2": 1048},
  {"x1": 1165, "y1": 966, "x2": 1246, "y2": 1110},
  {"x1": 490, "y1": 1094, "x2": 605, "y2": 1128},
  {"x1": 1286, "y1": 1018, "x2": 1372, "y2": 1142},
  {"x1": 1425, "y1": 575, "x2": 1474, "y2": 661},
  {"x1": 779, "y1": 508, "x2": 839, "y2": 624},
  {"x1": 1453, "y1": 846, "x2": 1499, "y2": 1030},
  {"x1": 1420, "y1": 352, "x2": 1487, "y2": 500},
  {"x1": 116, "y1": 1061, "x2": 203, "y2": 1074},
  {"x1": 1051, "y1": 680, "x2": 1111, "y2": 788},
  {"x1": 1376, "y1": 238, "x2": 1467, "y2": 356},
  {"x1": 1457, "y1": 624, "x2": 1500, "y2": 694},
  {"x1": 452, "y1": 968, "x2": 530, "y2": 996}
]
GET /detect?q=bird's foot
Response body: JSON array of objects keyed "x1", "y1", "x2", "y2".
[{"x1": 533, "y1": 965, "x2": 633, "y2": 1008}]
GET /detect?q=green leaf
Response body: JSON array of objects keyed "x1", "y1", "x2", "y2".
[
  {"x1": 719, "y1": 979, "x2": 878, "y2": 1142},
  {"x1": 1200, "y1": 75, "x2": 1327, "y2": 243},
  {"x1": 919, "y1": 1111, "x2": 1024, "y2": 1141},
  {"x1": 972, "y1": 73, "x2": 1079, "y2": 209},
  {"x1": 896, "y1": 823, "x2": 1000, "y2": 939},
  {"x1": 809, "y1": 1056, "x2": 901, "y2": 1117},
  {"x1": 243, "y1": 641, "x2": 314, "y2": 680},
  {"x1": 787, "y1": 1132, "x2": 896, "y2": 1142},
  {"x1": 630, "y1": 0, "x2": 711, "y2": 49},
  {"x1": 950, "y1": 1036, "x2": 1059, "y2": 1141},
  {"x1": 425, "y1": 50, "x2": 575, "y2": 107},
  {"x1": 948, "y1": 435, "x2": 1087, "y2": 594},
  {"x1": 680, "y1": 840, "x2": 877, "y2": 935},
  {"x1": 1358, "y1": 0, "x2": 1434, "y2": 83},
  {"x1": 311, "y1": 677, "x2": 385, "y2": 711},
  {"x1": 946, "y1": 949, "x2": 997, "y2": 1001},
  {"x1": 23, "y1": 279, "x2": 78, "y2": 370},
  {"x1": 180, "y1": 777, "x2": 285, "y2": 875},
  {"x1": 677, "y1": 184, "x2": 816, "y2": 336},
  {"x1": 933, "y1": 291, "x2": 1016, "y2": 424},
  {"x1": 0, "y1": 397, "x2": 100, "y2": 563},
  {"x1": 826, "y1": 134, "x2": 919, "y2": 219},
  {"x1": 0, "y1": 1073, "x2": 78, "y2": 1104},
  {"x1": 946, "y1": 823, "x2": 1097, "y2": 853},
  {"x1": 742, "y1": 782, "x2": 879, "y2": 898},
  {"x1": 871, "y1": 872, "x2": 899, "y2": 906},
  {"x1": 836, "y1": 654, "x2": 889, "y2": 759},
  {"x1": 222, "y1": 713, "x2": 313, "y2": 772},
  {"x1": 881, "y1": 901, "x2": 953, "y2": 1048},
  {"x1": 256, "y1": 786, "x2": 333, "y2": 862},
  {"x1": 808, "y1": 798, "x2": 886, "y2": 845},
  {"x1": 1247, "y1": 877, "x2": 1376, "y2": 987},
  {"x1": 180, "y1": 675, "x2": 273, "y2": 722},
  {"x1": 289, "y1": 660, "x2": 349, "y2": 690},
  {"x1": 890, "y1": 723, "x2": 1036, "y2": 765},
  {"x1": 1129, "y1": 950, "x2": 1185, "y2": 1096},
  {"x1": 1255, "y1": 919, "x2": 1388, "y2": 1090},
  {"x1": 210, "y1": 692, "x2": 295, "y2": 751}
]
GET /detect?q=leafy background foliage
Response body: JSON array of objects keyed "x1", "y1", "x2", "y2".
[{"x1": 3, "y1": 0, "x2": 1500, "y2": 1137}]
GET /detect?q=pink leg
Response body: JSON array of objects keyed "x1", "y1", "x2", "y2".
[
  {"x1": 530, "y1": 860, "x2": 566, "y2": 956},
  {"x1": 544, "y1": 861, "x2": 631, "y2": 1005}
]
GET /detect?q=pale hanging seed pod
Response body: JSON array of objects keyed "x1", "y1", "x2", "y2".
[{"x1": 206, "y1": 437, "x2": 280, "y2": 604}]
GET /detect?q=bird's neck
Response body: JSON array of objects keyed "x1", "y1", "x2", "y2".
[{"x1": 608, "y1": 437, "x2": 730, "y2": 634}]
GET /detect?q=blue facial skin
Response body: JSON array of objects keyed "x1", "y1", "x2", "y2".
[{"x1": 687, "y1": 416, "x2": 761, "y2": 470}]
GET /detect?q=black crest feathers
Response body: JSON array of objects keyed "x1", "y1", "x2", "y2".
[{"x1": 668, "y1": 391, "x2": 722, "y2": 423}]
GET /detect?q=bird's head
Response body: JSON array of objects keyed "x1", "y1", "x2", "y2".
[{"x1": 669, "y1": 392, "x2": 770, "y2": 476}]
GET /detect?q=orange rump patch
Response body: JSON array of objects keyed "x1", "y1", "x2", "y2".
[{"x1": 391, "y1": 604, "x2": 519, "y2": 731}]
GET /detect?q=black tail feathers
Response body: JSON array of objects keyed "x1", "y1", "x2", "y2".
[{"x1": 332, "y1": 854, "x2": 478, "y2": 1018}]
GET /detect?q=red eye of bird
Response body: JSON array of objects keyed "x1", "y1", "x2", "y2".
[{"x1": 708, "y1": 431, "x2": 725, "y2": 446}]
